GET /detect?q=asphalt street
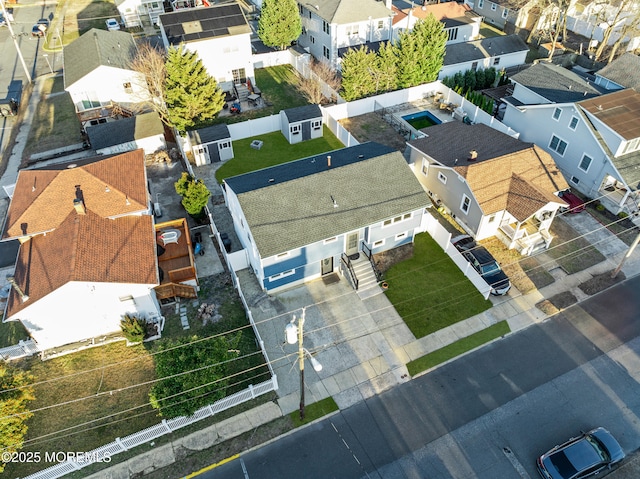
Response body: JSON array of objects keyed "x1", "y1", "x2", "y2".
[{"x1": 207, "y1": 275, "x2": 640, "y2": 479}]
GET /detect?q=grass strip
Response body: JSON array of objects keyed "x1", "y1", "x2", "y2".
[
  {"x1": 289, "y1": 396, "x2": 339, "y2": 427},
  {"x1": 407, "y1": 321, "x2": 510, "y2": 376}
]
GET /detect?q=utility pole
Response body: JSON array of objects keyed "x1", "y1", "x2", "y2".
[
  {"x1": 611, "y1": 228, "x2": 640, "y2": 279},
  {"x1": 0, "y1": 0, "x2": 33, "y2": 84}
]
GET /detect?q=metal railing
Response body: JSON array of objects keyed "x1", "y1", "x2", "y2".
[
  {"x1": 340, "y1": 253, "x2": 359, "y2": 290},
  {"x1": 361, "y1": 241, "x2": 383, "y2": 282}
]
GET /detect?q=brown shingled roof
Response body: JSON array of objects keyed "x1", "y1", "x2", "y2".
[
  {"x1": 579, "y1": 88, "x2": 640, "y2": 141},
  {"x1": 5, "y1": 211, "x2": 158, "y2": 318},
  {"x1": 3, "y1": 150, "x2": 148, "y2": 239}
]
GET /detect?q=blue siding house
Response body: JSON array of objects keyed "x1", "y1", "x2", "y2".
[{"x1": 223, "y1": 142, "x2": 431, "y2": 292}]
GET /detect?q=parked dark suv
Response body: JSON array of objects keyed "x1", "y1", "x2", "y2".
[{"x1": 452, "y1": 235, "x2": 511, "y2": 296}]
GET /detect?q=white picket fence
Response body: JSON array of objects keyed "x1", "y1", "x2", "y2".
[{"x1": 22, "y1": 377, "x2": 277, "y2": 479}]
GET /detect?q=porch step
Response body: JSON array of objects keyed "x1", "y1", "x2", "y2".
[
  {"x1": 352, "y1": 257, "x2": 383, "y2": 299},
  {"x1": 235, "y1": 83, "x2": 249, "y2": 101}
]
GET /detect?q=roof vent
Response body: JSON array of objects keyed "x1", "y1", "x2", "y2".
[
  {"x1": 268, "y1": 178, "x2": 275, "y2": 183},
  {"x1": 358, "y1": 154, "x2": 364, "y2": 158},
  {"x1": 330, "y1": 195, "x2": 338, "y2": 208},
  {"x1": 67, "y1": 163, "x2": 78, "y2": 169},
  {"x1": 468, "y1": 150, "x2": 478, "y2": 161}
]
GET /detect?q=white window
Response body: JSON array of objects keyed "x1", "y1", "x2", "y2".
[
  {"x1": 501, "y1": 8, "x2": 508, "y2": 18},
  {"x1": 346, "y1": 25, "x2": 359, "y2": 36},
  {"x1": 312, "y1": 119, "x2": 322, "y2": 130},
  {"x1": 579, "y1": 154, "x2": 592, "y2": 172},
  {"x1": 478, "y1": 0, "x2": 484, "y2": 8},
  {"x1": 569, "y1": 116, "x2": 579, "y2": 130},
  {"x1": 269, "y1": 269, "x2": 295, "y2": 281},
  {"x1": 491, "y1": 2, "x2": 497, "y2": 11},
  {"x1": 421, "y1": 159, "x2": 429, "y2": 176},
  {"x1": 493, "y1": 57, "x2": 500, "y2": 65},
  {"x1": 448, "y1": 28, "x2": 458, "y2": 41},
  {"x1": 549, "y1": 135, "x2": 568, "y2": 155},
  {"x1": 395, "y1": 232, "x2": 407, "y2": 241},
  {"x1": 323, "y1": 237, "x2": 337, "y2": 244},
  {"x1": 323, "y1": 46, "x2": 330, "y2": 59},
  {"x1": 438, "y1": 172, "x2": 447, "y2": 184},
  {"x1": 377, "y1": 20, "x2": 384, "y2": 29},
  {"x1": 373, "y1": 239, "x2": 385, "y2": 247},
  {"x1": 219, "y1": 141, "x2": 230, "y2": 149},
  {"x1": 570, "y1": 176, "x2": 580, "y2": 185},
  {"x1": 323, "y1": 21, "x2": 330, "y2": 34},
  {"x1": 461, "y1": 195, "x2": 471, "y2": 213},
  {"x1": 310, "y1": 35, "x2": 315, "y2": 44},
  {"x1": 552, "y1": 108, "x2": 562, "y2": 120},
  {"x1": 291, "y1": 124, "x2": 301, "y2": 134},
  {"x1": 383, "y1": 214, "x2": 411, "y2": 227}
]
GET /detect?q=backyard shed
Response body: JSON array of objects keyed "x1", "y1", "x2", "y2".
[
  {"x1": 188, "y1": 124, "x2": 234, "y2": 166},
  {"x1": 280, "y1": 104, "x2": 323, "y2": 144},
  {"x1": 87, "y1": 112, "x2": 166, "y2": 155}
]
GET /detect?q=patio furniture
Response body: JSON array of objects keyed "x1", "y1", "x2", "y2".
[
  {"x1": 248, "y1": 93, "x2": 260, "y2": 107},
  {"x1": 159, "y1": 229, "x2": 181, "y2": 246}
]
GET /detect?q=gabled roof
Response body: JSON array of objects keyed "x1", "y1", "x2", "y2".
[
  {"x1": 405, "y1": 2, "x2": 479, "y2": 27},
  {"x1": 2, "y1": 150, "x2": 148, "y2": 239},
  {"x1": 298, "y1": 0, "x2": 392, "y2": 24},
  {"x1": 408, "y1": 122, "x2": 568, "y2": 219},
  {"x1": 443, "y1": 35, "x2": 528, "y2": 66},
  {"x1": 225, "y1": 142, "x2": 430, "y2": 257},
  {"x1": 595, "y1": 53, "x2": 640, "y2": 91},
  {"x1": 160, "y1": 3, "x2": 251, "y2": 46},
  {"x1": 579, "y1": 88, "x2": 640, "y2": 141},
  {"x1": 87, "y1": 112, "x2": 164, "y2": 151},
  {"x1": 5, "y1": 212, "x2": 157, "y2": 319},
  {"x1": 283, "y1": 104, "x2": 322, "y2": 122},
  {"x1": 510, "y1": 62, "x2": 603, "y2": 103},
  {"x1": 188, "y1": 123, "x2": 231, "y2": 145},
  {"x1": 63, "y1": 29, "x2": 138, "y2": 89}
]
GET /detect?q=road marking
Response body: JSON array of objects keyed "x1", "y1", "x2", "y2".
[
  {"x1": 240, "y1": 458, "x2": 250, "y2": 478},
  {"x1": 183, "y1": 453, "x2": 240, "y2": 478},
  {"x1": 502, "y1": 447, "x2": 532, "y2": 479}
]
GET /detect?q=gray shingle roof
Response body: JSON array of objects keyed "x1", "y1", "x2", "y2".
[
  {"x1": 63, "y1": 29, "x2": 138, "y2": 89},
  {"x1": 283, "y1": 104, "x2": 322, "y2": 123},
  {"x1": 443, "y1": 35, "x2": 528, "y2": 66},
  {"x1": 298, "y1": 0, "x2": 392, "y2": 24},
  {"x1": 87, "y1": 112, "x2": 164, "y2": 151},
  {"x1": 225, "y1": 142, "x2": 430, "y2": 257},
  {"x1": 595, "y1": 53, "x2": 640, "y2": 91},
  {"x1": 510, "y1": 62, "x2": 604, "y2": 103},
  {"x1": 188, "y1": 124, "x2": 231, "y2": 145},
  {"x1": 160, "y1": 3, "x2": 251, "y2": 46}
]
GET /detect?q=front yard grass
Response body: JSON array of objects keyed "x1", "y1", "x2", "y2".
[
  {"x1": 22, "y1": 76, "x2": 82, "y2": 160},
  {"x1": 546, "y1": 218, "x2": 606, "y2": 274},
  {"x1": 215, "y1": 126, "x2": 344, "y2": 182},
  {"x1": 0, "y1": 316, "x2": 30, "y2": 348},
  {"x1": 384, "y1": 233, "x2": 492, "y2": 339}
]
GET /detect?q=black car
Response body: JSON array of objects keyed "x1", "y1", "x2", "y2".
[
  {"x1": 537, "y1": 427, "x2": 625, "y2": 479},
  {"x1": 451, "y1": 234, "x2": 511, "y2": 296}
]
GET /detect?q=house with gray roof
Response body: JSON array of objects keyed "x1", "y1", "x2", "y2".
[
  {"x1": 158, "y1": 3, "x2": 253, "y2": 95},
  {"x1": 280, "y1": 105, "x2": 323, "y2": 144},
  {"x1": 187, "y1": 124, "x2": 234, "y2": 166},
  {"x1": 223, "y1": 142, "x2": 431, "y2": 292},
  {"x1": 594, "y1": 53, "x2": 640, "y2": 92},
  {"x1": 63, "y1": 28, "x2": 150, "y2": 126},
  {"x1": 297, "y1": 0, "x2": 394, "y2": 68},
  {"x1": 466, "y1": 0, "x2": 537, "y2": 35},
  {"x1": 406, "y1": 122, "x2": 568, "y2": 255},
  {"x1": 87, "y1": 112, "x2": 166, "y2": 155},
  {"x1": 439, "y1": 34, "x2": 529, "y2": 80}
]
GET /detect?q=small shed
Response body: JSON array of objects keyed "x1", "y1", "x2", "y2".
[
  {"x1": 279, "y1": 104, "x2": 323, "y2": 144},
  {"x1": 188, "y1": 124, "x2": 234, "y2": 166},
  {"x1": 87, "y1": 112, "x2": 166, "y2": 155}
]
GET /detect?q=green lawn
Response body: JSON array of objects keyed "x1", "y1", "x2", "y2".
[
  {"x1": 0, "y1": 317, "x2": 30, "y2": 348},
  {"x1": 384, "y1": 233, "x2": 492, "y2": 338},
  {"x1": 479, "y1": 22, "x2": 506, "y2": 38},
  {"x1": 289, "y1": 396, "x2": 339, "y2": 427},
  {"x1": 407, "y1": 321, "x2": 510, "y2": 376},
  {"x1": 215, "y1": 126, "x2": 344, "y2": 182}
]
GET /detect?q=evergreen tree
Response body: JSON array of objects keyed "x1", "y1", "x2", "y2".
[
  {"x1": 164, "y1": 46, "x2": 225, "y2": 133},
  {"x1": 375, "y1": 41, "x2": 398, "y2": 93},
  {"x1": 464, "y1": 69, "x2": 477, "y2": 91},
  {"x1": 340, "y1": 46, "x2": 377, "y2": 101},
  {"x1": 475, "y1": 68, "x2": 486, "y2": 89},
  {"x1": 174, "y1": 172, "x2": 211, "y2": 218},
  {"x1": 0, "y1": 365, "x2": 34, "y2": 473},
  {"x1": 258, "y1": 0, "x2": 302, "y2": 50},
  {"x1": 394, "y1": 14, "x2": 447, "y2": 88}
]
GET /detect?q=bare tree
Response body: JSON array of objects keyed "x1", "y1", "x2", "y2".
[
  {"x1": 130, "y1": 42, "x2": 170, "y2": 124},
  {"x1": 594, "y1": 0, "x2": 630, "y2": 61},
  {"x1": 297, "y1": 60, "x2": 341, "y2": 104},
  {"x1": 607, "y1": 9, "x2": 640, "y2": 63}
]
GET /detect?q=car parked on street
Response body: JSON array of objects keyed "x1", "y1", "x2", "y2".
[
  {"x1": 31, "y1": 19, "x2": 49, "y2": 37},
  {"x1": 558, "y1": 190, "x2": 586, "y2": 214},
  {"x1": 105, "y1": 18, "x2": 120, "y2": 31},
  {"x1": 451, "y1": 235, "x2": 511, "y2": 296},
  {"x1": 537, "y1": 427, "x2": 625, "y2": 479}
]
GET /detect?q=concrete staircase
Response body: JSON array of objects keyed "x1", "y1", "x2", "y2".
[
  {"x1": 235, "y1": 83, "x2": 249, "y2": 102},
  {"x1": 351, "y1": 256, "x2": 383, "y2": 300}
]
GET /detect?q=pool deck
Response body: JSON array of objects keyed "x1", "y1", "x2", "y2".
[{"x1": 382, "y1": 98, "x2": 460, "y2": 140}]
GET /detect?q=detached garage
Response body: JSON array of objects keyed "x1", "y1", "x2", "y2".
[
  {"x1": 87, "y1": 112, "x2": 166, "y2": 155},
  {"x1": 188, "y1": 124, "x2": 234, "y2": 166},
  {"x1": 280, "y1": 104, "x2": 323, "y2": 145}
]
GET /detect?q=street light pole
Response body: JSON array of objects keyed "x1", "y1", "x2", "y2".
[{"x1": 0, "y1": 0, "x2": 32, "y2": 84}]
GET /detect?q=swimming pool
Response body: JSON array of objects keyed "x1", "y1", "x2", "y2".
[{"x1": 402, "y1": 110, "x2": 443, "y2": 129}]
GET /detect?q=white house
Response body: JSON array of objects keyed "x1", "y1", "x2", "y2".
[
  {"x1": 502, "y1": 64, "x2": 640, "y2": 215},
  {"x1": 465, "y1": 0, "x2": 538, "y2": 35},
  {"x1": 593, "y1": 53, "x2": 640, "y2": 92},
  {"x1": 222, "y1": 142, "x2": 431, "y2": 292},
  {"x1": 63, "y1": 29, "x2": 151, "y2": 127},
  {"x1": 187, "y1": 123, "x2": 234, "y2": 166},
  {"x1": 391, "y1": 1, "x2": 481, "y2": 45},
  {"x1": 406, "y1": 122, "x2": 569, "y2": 255},
  {"x1": 0, "y1": 151, "x2": 163, "y2": 351},
  {"x1": 280, "y1": 105, "x2": 323, "y2": 144},
  {"x1": 87, "y1": 112, "x2": 166, "y2": 155},
  {"x1": 158, "y1": 3, "x2": 254, "y2": 96},
  {"x1": 439, "y1": 34, "x2": 529, "y2": 80},
  {"x1": 115, "y1": 0, "x2": 166, "y2": 27},
  {"x1": 297, "y1": 0, "x2": 394, "y2": 68}
]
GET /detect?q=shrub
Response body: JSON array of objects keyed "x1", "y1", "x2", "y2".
[
  {"x1": 596, "y1": 204, "x2": 605, "y2": 211},
  {"x1": 120, "y1": 314, "x2": 146, "y2": 343},
  {"x1": 618, "y1": 211, "x2": 629, "y2": 218}
]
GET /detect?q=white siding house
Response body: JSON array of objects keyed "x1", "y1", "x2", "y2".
[
  {"x1": 63, "y1": 29, "x2": 150, "y2": 126},
  {"x1": 223, "y1": 142, "x2": 431, "y2": 292},
  {"x1": 115, "y1": 0, "x2": 166, "y2": 27},
  {"x1": 159, "y1": 3, "x2": 254, "y2": 94}
]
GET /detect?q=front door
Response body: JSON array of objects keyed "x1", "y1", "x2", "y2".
[
  {"x1": 345, "y1": 231, "x2": 359, "y2": 256},
  {"x1": 302, "y1": 120, "x2": 311, "y2": 140},
  {"x1": 321, "y1": 257, "x2": 333, "y2": 275}
]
